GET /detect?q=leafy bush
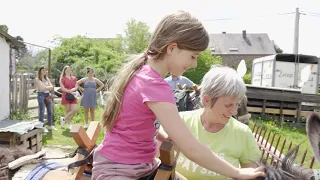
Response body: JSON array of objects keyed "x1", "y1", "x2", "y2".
[
  {"x1": 243, "y1": 72, "x2": 252, "y2": 84},
  {"x1": 183, "y1": 49, "x2": 222, "y2": 84},
  {"x1": 10, "y1": 111, "x2": 31, "y2": 120}
]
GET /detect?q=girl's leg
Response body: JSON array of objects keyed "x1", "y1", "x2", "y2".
[
  {"x1": 68, "y1": 103, "x2": 78, "y2": 122},
  {"x1": 90, "y1": 108, "x2": 95, "y2": 121},
  {"x1": 92, "y1": 151, "x2": 156, "y2": 180},
  {"x1": 37, "y1": 93, "x2": 45, "y2": 123},
  {"x1": 46, "y1": 101, "x2": 54, "y2": 129},
  {"x1": 84, "y1": 107, "x2": 89, "y2": 126},
  {"x1": 63, "y1": 104, "x2": 71, "y2": 124}
]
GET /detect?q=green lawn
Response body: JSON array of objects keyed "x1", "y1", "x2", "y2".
[
  {"x1": 249, "y1": 119, "x2": 318, "y2": 168},
  {"x1": 42, "y1": 102, "x2": 105, "y2": 148}
]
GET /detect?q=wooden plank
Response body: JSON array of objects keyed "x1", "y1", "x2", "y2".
[
  {"x1": 31, "y1": 137, "x2": 37, "y2": 146},
  {"x1": 19, "y1": 129, "x2": 41, "y2": 142},
  {"x1": 280, "y1": 101, "x2": 284, "y2": 123},
  {"x1": 19, "y1": 75, "x2": 23, "y2": 112},
  {"x1": 159, "y1": 141, "x2": 175, "y2": 165},
  {"x1": 262, "y1": 99, "x2": 267, "y2": 116},
  {"x1": 31, "y1": 145, "x2": 37, "y2": 153},
  {"x1": 13, "y1": 75, "x2": 18, "y2": 112},
  {"x1": 247, "y1": 89, "x2": 320, "y2": 103},
  {"x1": 280, "y1": 101, "x2": 284, "y2": 117},
  {"x1": 69, "y1": 121, "x2": 101, "y2": 180},
  {"x1": 70, "y1": 125, "x2": 92, "y2": 149},
  {"x1": 297, "y1": 102, "x2": 302, "y2": 123},
  {"x1": 248, "y1": 107, "x2": 320, "y2": 118},
  {"x1": 155, "y1": 141, "x2": 176, "y2": 180},
  {"x1": 36, "y1": 133, "x2": 42, "y2": 152},
  {"x1": 248, "y1": 100, "x2": 298, "y2": 109}
]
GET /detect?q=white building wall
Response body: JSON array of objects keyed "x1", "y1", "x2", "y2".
[{"x1": 0, "y1": 36, "x2": 10, "y2": 121}]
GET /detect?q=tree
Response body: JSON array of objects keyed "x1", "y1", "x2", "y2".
[
  {"x1": 14, "y1": 35, "x2": 28, "y2": 60},
  {"x1": 0, "y1": 25, "x2": 27, "y2": 60},
  {"x1": 0, "y1": 25, "x2": 9, "y2": 32},
  {"x1": 122, "y1": 19, "x2": 151, "y2": 54},
  {"x1": 183, "y1": 49, "x2": 222, "y2": 84},
  {"x1": 50, "y1": 36, "x2": 126, "y2": 82}
]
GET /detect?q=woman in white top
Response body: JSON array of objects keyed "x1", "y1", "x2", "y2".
[{"x1": 35, "y1": 67, "x2": 56, "y2": 131}]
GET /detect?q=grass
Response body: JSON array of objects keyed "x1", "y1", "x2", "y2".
[
  {"x1": 249, "y1": 117, "x2": 318, "y2": 168},
  {"x1": 42, "y1": 101, "x2": 105, "y2": 148}
]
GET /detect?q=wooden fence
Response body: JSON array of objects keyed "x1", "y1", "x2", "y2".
[
  {"x1": 246, "y1": 85, "x2": 320, "y2": 124},
  {"x1": 10, "y1": 74, "x2": 34, "y2": 114},
  {"x1": 252, "y1": 123, "x2": 316, "y2": 169}
]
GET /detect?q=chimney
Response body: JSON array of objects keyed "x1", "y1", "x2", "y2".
[
  {"x1": 242, "y1": 30, "x2": 247, "y2": 39},
  {"x1": 222, "y1": 32, "x2": 226, "y2": 34}
]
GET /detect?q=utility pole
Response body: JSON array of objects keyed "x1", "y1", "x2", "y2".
[
  {"x1": 293, "y1": 7, "x2": 300, "y2": 54},
  {"x1": 293, "y1": 7, "x2": 300, "y2": 89}
]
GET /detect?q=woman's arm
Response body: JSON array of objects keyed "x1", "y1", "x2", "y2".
[
  {"x1": 95, "y1": 78, "x2": 105, "y2": 92},
  {"x1": 147, "y1": 102, "x2": 265, "y2": 180},
  {"x1": 76, "y1": 78, "x2": 85, "y2": 92},
  {"x1": 35, "y1": 78, "x2": 52, "y2": 92},
  {"x1": 35, "y1": 78, "x2": 40, "y2": 91},
  {"x1": 59, "y1": 77, "x2": 73, "y2": 93},
  {"x1": 46, "y1": 78, "x2": 54, "y2": 91}
]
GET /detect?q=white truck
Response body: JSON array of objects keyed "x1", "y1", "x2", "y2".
[{"x1": 251, "y1": 54, "x2": 320, "y2": 94}]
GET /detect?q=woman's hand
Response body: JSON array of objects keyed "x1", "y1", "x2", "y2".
[
  {"x1": 235, "y1": 166, "x2": 265, "y2": 180},
  {"x1": 79, "y1": 87, "x2": 84, "y2": 92}
]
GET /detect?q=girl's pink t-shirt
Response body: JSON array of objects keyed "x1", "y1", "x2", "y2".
[{"x1": 96, "y1": 64, "x2": 176, "y2": 164}]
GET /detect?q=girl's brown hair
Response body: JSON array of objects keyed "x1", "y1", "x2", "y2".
[
  {"x1": 38, "y1": 66, "x2": 48, "y2": 81},
  {"x1": 60, "y1": 65, "x2": 71, "y2": 80},
  {"x1": 101, "y1": 11, "x2": 209, "y2": 132}
]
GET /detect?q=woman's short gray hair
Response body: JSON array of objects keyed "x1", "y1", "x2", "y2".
[{"x1": 200, "y1": 65, "x2": 246, "y2": 106}]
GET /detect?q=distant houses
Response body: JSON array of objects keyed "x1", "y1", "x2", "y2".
[{"x1": 209, "y1": 30, "x2": 276, "y2": 67}]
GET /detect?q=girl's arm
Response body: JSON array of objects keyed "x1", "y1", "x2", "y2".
[
  {"x1": 35, "y1": 78, "x2": 40, "y2": 91},
  {"x1": 95, "y1": 78, "x2": 105, "y2": 92},
  {"x1": 147, "y1": 102, "x2": 265, "y2": 180},
  {"x1": 35, "y1": 78, "x2": 52, "y2": 92},
  {"x1": 76, "y1": 78, "x2": 85, "y2": 92},
  {"x1": 59, "y1": 77, "x2": 73, "y2": 93},
  {"x1": 157, "y1": 125, "x2": 170, "y2": 142},
  {"x1": 45, "y1": 78, "x2": 54, "y2": 91}
]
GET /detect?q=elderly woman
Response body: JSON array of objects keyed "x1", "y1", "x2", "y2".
[{"x1": 159, "y1": 65, "x2": 261, "y2": 180}]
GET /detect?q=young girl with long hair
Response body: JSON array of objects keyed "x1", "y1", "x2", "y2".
[{"x1": 92, "y1": 11, "x2": 265, "y2": 180}]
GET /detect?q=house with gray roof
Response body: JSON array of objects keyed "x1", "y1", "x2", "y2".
[{"x1": 209, "y1": 30, "x2": 276, "y2": 67}]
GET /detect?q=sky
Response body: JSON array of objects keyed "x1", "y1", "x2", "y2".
[{"x1": 1, "y1": 0, "x2": 319, "y2": 56}]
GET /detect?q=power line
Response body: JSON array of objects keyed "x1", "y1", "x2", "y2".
[
  {"x1": 303, "y1": 11, "x2": 320, "y2": 16},
  {"x1": 300, "y1": 11, "x2": 320, "y2": 18},
  {"x1": 204, "y1": 12, "x2": 295, "y2": 22}
]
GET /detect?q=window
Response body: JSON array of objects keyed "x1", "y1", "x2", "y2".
[{"x1": 229, "y1": 48, "x2": 238, "y2": 52}]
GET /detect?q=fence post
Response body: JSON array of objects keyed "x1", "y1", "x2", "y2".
[{"x1": 13, "y1": 74, "x2": 18, "y2": 112}]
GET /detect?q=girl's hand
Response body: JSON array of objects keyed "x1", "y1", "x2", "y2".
[
  {"x1": 235, "y1": 166, "x2": 265, "y2": 180},
  {"x1": 79, "y1": 87, "x2": 84, "y2": 93}
]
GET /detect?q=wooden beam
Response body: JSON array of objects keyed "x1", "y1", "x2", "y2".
[
  {"x1": 248, "y1": 107, "x2": 320, "y2": 118},
  {"x1": 154, "y1": 141, "x2": 178, "y2": 180},
  {"x1": 69, "y1": 121, "x2": 101, "y2": 180}
]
